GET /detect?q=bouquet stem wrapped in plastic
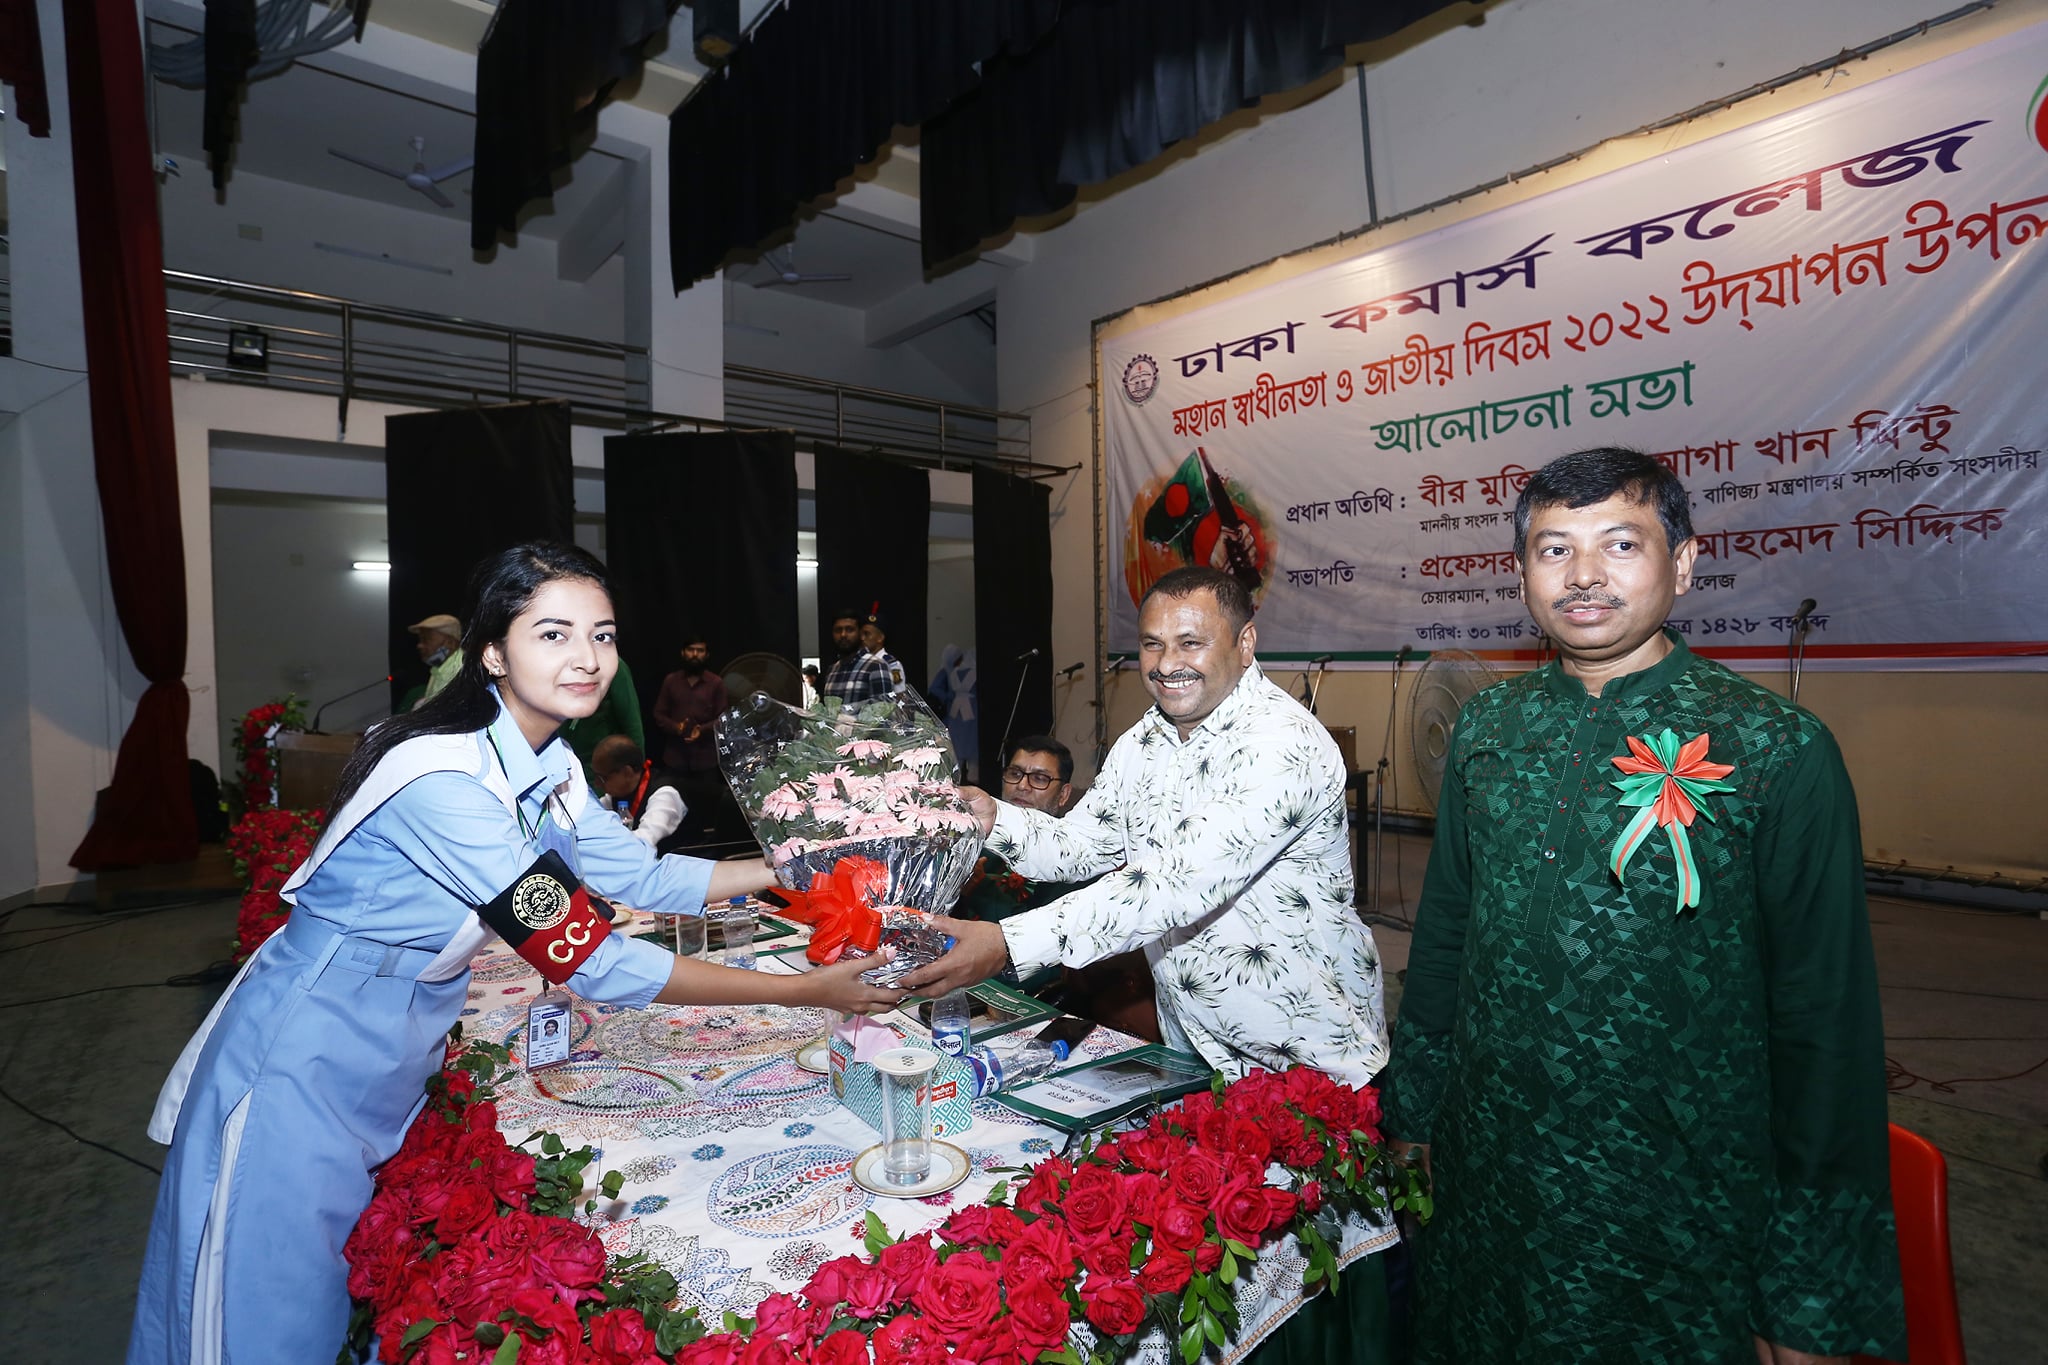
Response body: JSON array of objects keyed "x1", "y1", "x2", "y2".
[{"x1": 716, "y1": 690, "x2": 982, "y2": 986}]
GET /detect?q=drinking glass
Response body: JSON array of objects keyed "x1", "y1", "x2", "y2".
[
  {"x1": 671, "y1": 914, "x2": 706, "y2": 960},
  {"x1": 872, "y1": 1047, "x2": 939, "y2": 1187}
]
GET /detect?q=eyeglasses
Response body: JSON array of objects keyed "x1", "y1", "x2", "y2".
[{"x1": 1001, "y1": 766, "x2": 1058, "y2": 790}]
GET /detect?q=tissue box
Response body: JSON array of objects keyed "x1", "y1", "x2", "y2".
[{"x1": 827, "y1": 1017, "x2": 974, "y2": 1139}]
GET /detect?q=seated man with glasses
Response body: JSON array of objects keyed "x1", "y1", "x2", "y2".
[{"x1": 953, "y1": 737, "x2": 1160, "y2": 1040}]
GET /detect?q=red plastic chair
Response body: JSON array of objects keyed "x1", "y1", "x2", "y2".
[{"x1": 1851, "y1": 1124, "x2": 1967, "y2": 1365}]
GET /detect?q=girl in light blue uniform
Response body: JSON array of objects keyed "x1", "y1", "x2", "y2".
[{"x1": 128, "y1": 543, "x2": 903, "y2": 1365}]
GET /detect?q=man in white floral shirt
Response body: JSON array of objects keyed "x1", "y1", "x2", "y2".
[{"x1": 905, "y1": 567, "x2": 1389, "y2": 1087}]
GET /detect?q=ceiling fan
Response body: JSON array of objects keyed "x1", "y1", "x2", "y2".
[
  {"x1": 327, "y1": 135, "x2": 473, "y2": 210},
  {"x1": 751, "y1": 245, "x2": 852, "y2": 288}
]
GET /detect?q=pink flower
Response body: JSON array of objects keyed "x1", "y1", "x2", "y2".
[
  {"x1": 898, "y1": 746, "x2": 946, "y2": 770},
  {"x1": 836, "y1": 740, "x2": 892, "y2": 761},
  {"x1": 769, "y1": 839, "x2": 809, "y2": 865},
  {"x1": 761, "y1": 784, "x2": 809, "y2": 820}
]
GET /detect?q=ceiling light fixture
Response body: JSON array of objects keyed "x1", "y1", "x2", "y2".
[{"x1": 352, "y1": 560, "x2": 392, "y2": 573}]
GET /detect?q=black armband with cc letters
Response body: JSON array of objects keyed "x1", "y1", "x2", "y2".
[{"x1": 476, "y1": 850, "x2": 612, "y2": 985}]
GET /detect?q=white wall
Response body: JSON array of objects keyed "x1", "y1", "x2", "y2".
[
  {"x1": 209, "y1": 496, "x2": 393, "y2": 774},
  {"x1": 160, "y1": 166, "x2": 628, "y2": 342},
  {"x1": 724, "y1": 284, "x2": 997, "y2": 409},
  {"x1": 997, "y1": 0, "x2": 2048, "y2": 876},
  {"x1": 0, "y1": 0, "x2": 150, "y2": 897}
]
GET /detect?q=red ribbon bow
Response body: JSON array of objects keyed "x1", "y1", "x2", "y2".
[{"x1": 764, "y1": 856, "x2": 890, "y2": 964}]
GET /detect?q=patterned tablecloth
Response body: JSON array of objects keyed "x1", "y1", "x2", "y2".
[{"x1": 460, "y1": 911, "x2": 1391, "y2": 1363}]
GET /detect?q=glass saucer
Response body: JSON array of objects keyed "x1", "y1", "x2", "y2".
[{"x1": 850, "y1": 1140, "x2": 970, "y2": 1198}]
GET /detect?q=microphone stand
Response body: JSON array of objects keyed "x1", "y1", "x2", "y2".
[
  {"x1": 1000, "y1": 652, "x2": 1037, "y2": 762},
  {"x1": 311, "y1": 675, "x2": 393, "y2": 732},
  {"x1": 1371, "y1": 648, "x2": 1411, "y2": 914},
  {"x1": 1789, "y1": 616, "x2": 1812, "y2": 705}
]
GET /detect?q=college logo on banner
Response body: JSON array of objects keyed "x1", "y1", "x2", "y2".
[{"x1": 1102, "y1": 23, "x2": 2048, "y2": 668}]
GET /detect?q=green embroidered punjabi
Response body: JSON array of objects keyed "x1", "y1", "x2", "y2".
[{"x1": 1384, "y1": 633, "x2": 1904, "y2": 1363}]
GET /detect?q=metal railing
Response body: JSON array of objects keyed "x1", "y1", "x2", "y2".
[{"x1": 0, "y1": 268, "x2": 1041, "y2": 470}]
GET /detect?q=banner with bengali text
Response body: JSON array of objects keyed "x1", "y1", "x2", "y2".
[{"x1": 1100, "y1": 22, "x2": 2048, "y2": 667}]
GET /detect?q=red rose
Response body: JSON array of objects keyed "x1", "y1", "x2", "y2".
[
  {"x1": 1123, "y1": 1171, "x2": 1166, "y2": 1224},
  {"x1": 1077, "y1": 1229, "x2": 1136, "y2": 1281},
  {"x1": 486, "y1": 1146, "x2": 539, "y2": 1205},
  {"x1": 1081, "y1": 1277, "x2": 1146, "y2": 1337},
  {"x1": 1136, "y1": 1248, "x2": 1194, "y2": 1296},
  {"x1": 1117, "y1": 1131, "x2": 1181, "y2": 1174},
  {"x1": 940, "y1": 1203, "x2": 1026, "y2": 1248},
  {"x1": 1150, "y1": 1198, "x2": 1208, "y2": 1253},
  {"x1": 409, "y1": 1324, "x2": 473, "y2": 1365},
  {"x1": 1216, "y1": 1115, "x2": 1274, "y2": 1167},
  {"x1": 1002, "y1": 1276, "x2": 1072, "y2": 1357},
  {"x1": 843, "y1": 1260, "x2": 898, "y2": 1320},
  {"x1": 530, "y1": 1218, "x2": 609, "y2": 1297},
  {"x1": 1212, "y1": 1178, "x2": 1271, "y2": 1249},
  {"x1": 802, "y1": 1255, "x2": 861, "y2": 1310},
  {"x1": 433, "y1": 1243, "x2": 524, "y2": 1326},
  {"x1": 1262, "y1": 1186, "x2": 1299, "y2": 1232},
  {"x1": 752, "y1": 1292, "x2": 822, "y2": 1342},
  {"x1": 950, "y1": 1317, "x2": 1022, "y2": 1365},
  {"x1": 738, "y1": 1336, "x2": 801, "y2": 1365},
  {"x1": 1015, "y1": 1156, "x2": 1073, "y2": 1215},
  {"x1": 464, "y1": 1099, "x2": 502, "y2": 1135},
  {"x1": 912, "y1": 1254, "x2": 1003, "y2": 1342},
  {"x1": 512, "y1": 1332, "x2": 578, "y2": 1365},
  {"x1": 589, "y1": 1308, "x2": 658, "y2": 1365},
  {"x1": 1060, "y1": 1164, "x2": 1131, "y2": 1241},
  {"x1": 1167, "y1": 1149, "x2": 1224, "y2": 1205},
  {"x1": 872, "y1": 1314, "x2": 947, "y2": 1365},
  {"x1": 812, "y1": 1329, "x2": 872, "y2": 1365},
  {"x1": 1002, "y1": 1217, "x2": 1076, "y2": 1285},
  {"x1": 677, "y1": 1335, "x2": 743, "y2": 1365},
  {"x1": 877, "y1": 1235, "x2": 937, "y2": 1297},
  {"x1": 506, "y1": 1286, "x2": 581, "y2": 1341},
  {"x1": 1299, "y1": 1179, "x2": 1324, "y2": 1215},
  {"x1": 434, "y1": 1178, "x2": 498, "y2": 1241},
  {"x1": 1193, "y1": 1241, "x2": 1222, "y2": 1274}
]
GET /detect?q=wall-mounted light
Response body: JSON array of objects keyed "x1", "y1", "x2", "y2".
[
  {"x1": 352, "y1": 560, "x2": 392, "y2": 573},
  {"x1": 796, "y1": 556, "x2": 819, "y2": 568},
  {"x1": 227, "y1": 326, "x2": 269, "y2": 371}
]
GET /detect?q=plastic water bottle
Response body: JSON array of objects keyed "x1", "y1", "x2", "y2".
[
  {"x1": 929, "y1": 989, "x2": 972, "y2": 1057},
  {"x1": 965, "y1": 1037, "x2": 1071, "y2": 1098},
  {"x1": 721, "y1": 896, "x2": 756, "y2": 970}
]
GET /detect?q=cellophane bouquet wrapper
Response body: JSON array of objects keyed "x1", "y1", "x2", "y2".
[{"x1": 716, "y1": 690, "x2": 981, "y2": 986}]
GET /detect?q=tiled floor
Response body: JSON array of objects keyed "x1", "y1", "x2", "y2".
[{"x1": 2, "y1": 841, "x2": 2042, "y2": 1361}]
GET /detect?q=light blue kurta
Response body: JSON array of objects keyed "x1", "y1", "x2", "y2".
[{"x1": 128, "y1": 702, "x2": 711, "y2": 1364}]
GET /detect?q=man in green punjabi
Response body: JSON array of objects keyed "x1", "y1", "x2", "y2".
[{"x1": 1384, "y1": 447, "x2": 1904, "y2": 1365}]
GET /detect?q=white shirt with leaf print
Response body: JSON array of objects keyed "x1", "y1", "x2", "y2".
[{"x1": 989, "y1": 661, "x2": 1389, "y2": 1086}]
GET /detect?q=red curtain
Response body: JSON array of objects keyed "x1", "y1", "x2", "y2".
[{"x1": 64, "y1": 0, "x2": 197, "y2": 869}]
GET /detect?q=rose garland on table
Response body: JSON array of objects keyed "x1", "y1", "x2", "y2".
[
  {"x1": 346, "y1": 1039, "x2": 1429, "y2": 1365},
  {"x1": 227, "y1": 804, "x2": 324, "y2": 961}
]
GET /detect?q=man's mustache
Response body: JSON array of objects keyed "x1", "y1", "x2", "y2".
[
  {"x1": 1148, "y1": 670, "x2": 1202, "y2": 684},
  {"x1": 1553, "y1": 591, "x2": 1625, "y2": 610}
]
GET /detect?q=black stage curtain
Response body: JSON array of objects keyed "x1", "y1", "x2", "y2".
[
  {"x1": 667, "y1": 0, "x2": 1059, "y2": 286},
  {"x1": 604, "y1": 431, "x2": 799, "y2": 728},
  {"x1": 972, "y1": 467, "x2": 1053, "y2": 782},
  {"x1": 921, "y1": 0, "x2": 1475, "y2": 267},
  {"x1": 202, "y1": 0, "x2": 257, "y2": 189},
  {"x1": 814, "y1": 445, "x2": 931, "y2": 698},
  {"x1": 471, "y1": 0, "x2": 677, "y2": 251},
  {"x1": 385, "y1": 403, "x2": 574, "y2": 709}
]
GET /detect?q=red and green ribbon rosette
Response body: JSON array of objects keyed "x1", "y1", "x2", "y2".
[{"x1": 1608, "y1": 729, "x2": 1736, "y2": 913}]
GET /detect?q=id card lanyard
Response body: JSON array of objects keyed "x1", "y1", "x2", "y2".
[{"x1": 489, "y1": 729, "x2": 583, "y2": 1069}]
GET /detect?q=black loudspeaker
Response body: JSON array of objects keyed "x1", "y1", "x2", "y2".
[{"x1": 693, "y1": 0, "x2": 741, "y2": 64}]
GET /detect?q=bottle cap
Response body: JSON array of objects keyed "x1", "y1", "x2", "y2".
[{"x1": 1048, "y1": 1040, "x2": 1071, "y2": 1061}]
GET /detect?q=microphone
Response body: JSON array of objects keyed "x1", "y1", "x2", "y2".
[
  {"x1": 1394, "y1": 644, "x2": 1414, "y2": 663},
  {"x1": 1791, "y1": 597, "x2": 1817, "y2": 625},
  {"x1": 311, "y1": 675, "x2": 393, "y2": 732},
  {"x1": 1308, "y1": 653, "x2": 1334, "y2": 667},
  {"x1": 1057, "y1": 662, "x2": 1085, "y2": 679},
  {"x1": 1016, "y1": 647, "x2": 1041, "y2": 662},
  {"x1": 1107, "y1": 657, "x2": 1130, "y2": 674}
]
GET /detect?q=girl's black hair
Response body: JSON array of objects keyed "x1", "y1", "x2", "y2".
[{"x1": 328, "y1": 541, "x2": 610, "y2": 817}]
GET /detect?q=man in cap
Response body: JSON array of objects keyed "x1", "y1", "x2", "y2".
[
  {"x1": 407, "y1": 613, "x2": 464, "y2": 707},
  {"x1": 820, "y1": 603, "x2": 905, "y2": 705}
]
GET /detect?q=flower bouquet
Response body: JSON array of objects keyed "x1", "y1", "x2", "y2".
[{"x1": 717, "y1": 690, "x2": 982, "y2": 987}]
